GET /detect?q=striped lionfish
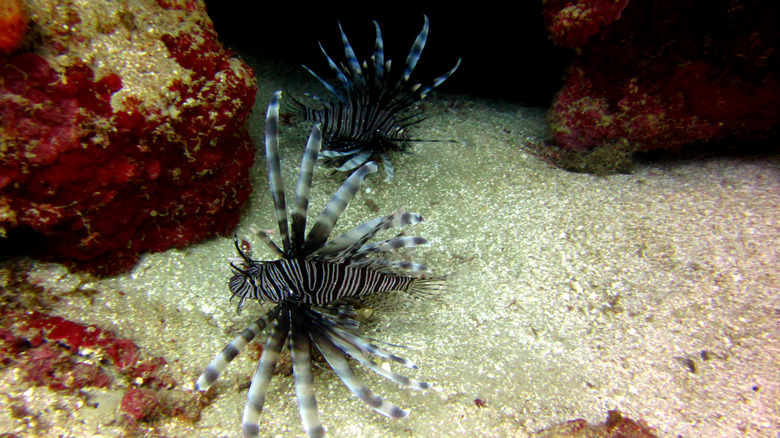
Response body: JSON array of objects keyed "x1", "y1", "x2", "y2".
[
  {"x1": 290, "y1": 15, "x2": 461, "y2": 181},
  {"x1": 196, "y1": 92, "x2": 443, "y2": 437}
]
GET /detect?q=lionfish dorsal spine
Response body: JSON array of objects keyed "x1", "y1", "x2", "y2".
[
  {"x1": 265, "y1": 91, "x2": 291, "y2": 254},
  {"x1": 338, "y1": 21, "x2": 366, "y2": 89},
  {"x1": 307, "y1": 207, "x2": 423, "y2": 262},
  {"x1": 401, "y1": 15, "x2": 429, "y2": 83},
  {"x1": 303, "y1": 62, "x2": 340, "y2": 100},
  {"x1": 371, "y1": 21, "x2": 385, "y2": 86},
  {"x1": 291, "y1": 124, "x2": 323, "y2": 250},
  {"x1": 252, "y1": 227, "x2": 284, "y2": 257},
  {"x1": 302, "y1": 161, "x2": 377, "y2": 255},
  {"x1": 420, "y1": 58, "x2": 462, "y2": 99}
]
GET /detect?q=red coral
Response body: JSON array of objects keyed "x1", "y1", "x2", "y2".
[
  {"x1": 2, "y1": 310, "x2": 170, "y2": 387},
  {"x1": 121, "y1": 388, "x2": 161, "y2": 422},
  {"x1": 0, "y1": 1, "x2": 257, "y2": 275}
]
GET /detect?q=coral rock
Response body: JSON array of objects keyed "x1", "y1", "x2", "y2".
[
  {"x1": 544, "y1": 0, "x2": 780, "y2": 153},
  {"x1": 0, "y1": 0, "x2": 257, "y2": 274}
]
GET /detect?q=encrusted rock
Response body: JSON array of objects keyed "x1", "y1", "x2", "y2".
[
  {"x1": 543, "y1": 0, "x2": 780, "y2": 156},
  {"x1": 0, "y1": 0, "x2": 257, "y2": 274}
]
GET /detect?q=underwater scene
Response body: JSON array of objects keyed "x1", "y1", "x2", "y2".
[{"x1": 1, "y1": 1, "x2": 779, "y2": 437}]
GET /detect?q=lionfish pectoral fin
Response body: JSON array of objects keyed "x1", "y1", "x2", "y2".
[
  {"x1": 242, "y1": 314, "x2": 289, "y2": 438},
  {"x1": 314, "y1": 330, "x2": 409, "y2": 418},
  {"x1": 290, "y1": 314, "x2": 326, "y2": 437},
  {"x1": 195, "y1": 307, "x2": 280, "y2": 391},
  {"x1": 333, "y1": 148, "x2": 372, "y2": 172},
  {"x1": 329, "y1": 325, "x2": 418, "y2": 369},
  {"x1": 323, "y1": 326, "x2": 431, "y2": 391},
  {"x1": 380, "y1": 152, "x2": 394, "y2": 181}
]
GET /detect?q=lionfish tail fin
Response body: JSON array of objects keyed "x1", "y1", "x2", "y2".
[{"x1": 409, "y1": 275, "x2": 447, "y2": 299}]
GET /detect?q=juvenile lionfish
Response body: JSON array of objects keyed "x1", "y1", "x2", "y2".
[
  {"x1": 196, "y1": 91, "x2": 443, "y2": 437},
  {"x1": 290, "y1": 15, "x2": 461, "y2": 181}
]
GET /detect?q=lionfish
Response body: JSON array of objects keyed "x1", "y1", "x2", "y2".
[
  {"x1": 195, "y1": 92, "x2": 443, "y2": 437},
  {"x1": 290, "y1": 15, "x2": 461, "y2": 181}
]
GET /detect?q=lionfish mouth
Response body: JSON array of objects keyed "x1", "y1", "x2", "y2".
[{"x1": 195, "y1": 91, "x2": 444, "y2": 437}]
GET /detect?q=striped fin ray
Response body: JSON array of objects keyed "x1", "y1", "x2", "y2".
[
  {"x1": 302, "y1": 161, "x2": 377, "y2": 255},
  {"x1": 333, "y1": 148, "x2": 372, "y2": 172},
  {"x1": 265, "y1": 91, "x2": 291, "y2": 255},
  {"x1": 195, "y1": 307, "x2": 280, "y2": 392},
  {"x1": 330, "y1": 325, "x2": 419, "y2": 369},
  {"x1": 250, "y1": 227, "x2": 284, "y2": 258},
  {"x1": 302, "y1": 64, "x2": 341, "y2": 101},
  {"x1": 401, "y1": 15, "x2": 429, "y2": 83},
  {"x1": 350, "y1": 259, "x2": 430, "y2": 274},
  {"x1": 418, "y1": 58, "x2": 462, "y2": 99},
  {"x1": 319, "y1": 148, "x2": 359, "y2": 158},
  {"x1": 380, "y1": 152, "x2": 394, "y2": 182},
  {"x1": 313, "y1": 304, "x2": 360, "y2": 330},
  {"x1": 371, "y1": 21, "x2": 385, "y2": 87},
  {"x1": 408, "y1": 275, "x2": 447, "y2": 298},
  {"x1": 313, "y1": 329, "x2": 409, "y2": 418},
  {"x1": 309, "y1": 208, "x2": 424, "y2": 262},
  {"x1": 322, "y1": 324, "x2": 431, "y2": 391},
  {"x1": 307, "y1": 216, "x2": 383, "y2": 262},
  {"x1": 290, "y1": 312, "x2": 326, "y2": 437},
  {"x1": 338, "y1": 22, "x2": 366, "y2": 89},
  {"x1": 291, "y1": 125, "x2": 323, "y2": 251},
  {"x1": 242, "y1": 310, "x2": 289, "y2": 438},
  {"x1": 358, "y1": 236, "x2": 430, "y2": 255}
]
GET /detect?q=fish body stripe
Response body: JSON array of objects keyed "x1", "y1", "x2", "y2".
[{"x1": 233, "y1": 259, "x2": 416, "y2": 306}]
